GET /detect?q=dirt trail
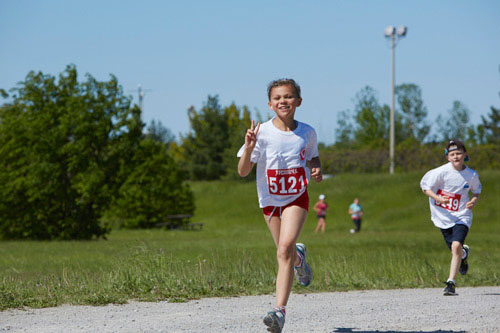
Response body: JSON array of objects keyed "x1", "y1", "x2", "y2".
[{"x1": 1, "y1": 286, "x2": 499, "y2": 332}]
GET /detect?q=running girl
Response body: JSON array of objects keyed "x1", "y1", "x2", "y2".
[{"x1": 237, "y1": 79, "x2": 322, "y2": 333}]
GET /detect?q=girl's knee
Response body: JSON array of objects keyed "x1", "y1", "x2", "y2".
[{"x1": 276, "y1": 243, "x2": 295, "y2": 262}]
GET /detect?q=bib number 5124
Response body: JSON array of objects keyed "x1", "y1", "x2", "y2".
[{"x1": 267, "y1": 168, "x2": 307, "y2": 195}]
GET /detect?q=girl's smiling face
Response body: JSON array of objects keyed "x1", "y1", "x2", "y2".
[{"x1": 268, "y1": 84, "x2": 302, "y2": 120}]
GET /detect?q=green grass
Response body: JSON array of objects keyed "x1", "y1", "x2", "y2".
[{"x1": 1, "y1": 171, "x2": 499, "y2": 310}]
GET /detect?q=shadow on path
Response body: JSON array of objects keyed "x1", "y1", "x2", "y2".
[{"x1": 332, "y1": 328, "x2": 465, "y2": 333}]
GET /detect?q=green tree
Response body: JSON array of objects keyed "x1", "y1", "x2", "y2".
[
  {"x1": 335, "y1": 110, "x2": 354, "y2": 147},
  {"x1": 352, "y1": 86, "x2": 389, "y2": 148},
  {"x1": 180, "y1": 95, "x2": 228, "y2": 180},
  {"x1": 221, "y1": 103, "x2": 252, "y2": 180},
  {"x1": 0, "y1": 65, "x2": 143, "y2": 240},
  {"x1": 480, "y1": 104, "x2": 500, "y2": 144},
  {"x1": 145, "y1": 119, "x2": 175, "y2": 146},
  {"x1": 472, "y1": 77, "x2": 500, "y2": 145},
  {"x1": 108, "y1": 138, "x2": 194, "y2": 229},
  {"x1": 180, "y1": 95, "x2": 251, "y2": 180},
  {"x1": 435, "y1": 100, "x2": 472, "y2": 142},
  {"x1": 395, "y1": 83, "x2": 430, "y2": 142}
]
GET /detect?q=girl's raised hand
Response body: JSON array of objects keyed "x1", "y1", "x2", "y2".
[{"x1": 244, "y1": 120, "x2": 260, "y2": 151}]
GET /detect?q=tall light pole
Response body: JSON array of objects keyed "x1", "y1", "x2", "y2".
[{"x1": 384, "y1": 25, "x2": 407, "y2": 174}]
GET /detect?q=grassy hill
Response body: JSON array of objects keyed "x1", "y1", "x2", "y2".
[{"x1": 1, "y1": 171, "x2": 499, "y2": 309}]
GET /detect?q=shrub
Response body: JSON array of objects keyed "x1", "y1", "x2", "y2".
[{"x1": 108, "y1": 139, "x2": 195, "y2": 229}]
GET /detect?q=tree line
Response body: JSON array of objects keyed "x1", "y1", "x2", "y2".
[
  {"x1": 0, "y1": 65, "x2": 498, "y2": 240},
  {"x1": 326, "y1": 83, "x2": 500, "y2": 173},
  {"x1": 334, "y1": 83, "x2": 499, "y2": 147},
  {"x1": 173, "y1": 79, "x2": 499, "y2": 179}
]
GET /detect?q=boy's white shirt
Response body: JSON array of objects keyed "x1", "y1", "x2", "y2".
[
  {"x1": 237, "y1": 118, "x2": 319, "y2": 208},
  {"x1": 420, "y1": 162, "x2": 481, "y2": 229}
]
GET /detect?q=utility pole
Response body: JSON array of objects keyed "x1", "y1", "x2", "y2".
[{"x1": 130, "y1": 84, "x2": 152, "y2": 112}]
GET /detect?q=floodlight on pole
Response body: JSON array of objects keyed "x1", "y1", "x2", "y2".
[{"x1": 384, "y1": 25, "x2": 407, "y2": 174}]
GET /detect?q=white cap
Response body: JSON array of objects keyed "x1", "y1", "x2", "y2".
[{"x1": 319, "y1": 194, "x2": 325, "y2": 200}]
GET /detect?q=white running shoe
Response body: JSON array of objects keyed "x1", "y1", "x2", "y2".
[
  {"x1": 294, "y1": 243, "x2": 312, "y2": 287},
  {"x1": 459, "y1": 245, "x2": 470, "y2": 275},
  {"x1": 263, "y1": 308, "x2": 285, "y2": 333}
]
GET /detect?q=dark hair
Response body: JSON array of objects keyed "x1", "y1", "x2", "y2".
[
  {"x1": 445, "y1": 139, "x2": 467, "y2": 154},
  {"x1": 267, "y1": 78, "x2": 301, "y2": 100}
]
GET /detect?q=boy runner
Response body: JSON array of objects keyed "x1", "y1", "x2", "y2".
[{"x1": 420, "y1": 139, "x2": 481, "y2": 296}]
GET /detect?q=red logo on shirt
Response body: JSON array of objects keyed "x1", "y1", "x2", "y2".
[{"x1": 299, "y1": 149, "x2": 306, "y2": 161}]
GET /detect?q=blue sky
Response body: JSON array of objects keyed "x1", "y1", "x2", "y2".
[{"x1": 1, "y1": 0, "x2": 499, "y2": 144}]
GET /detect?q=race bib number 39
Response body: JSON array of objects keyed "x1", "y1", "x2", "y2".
[
  {"x1": 435, "y1": 189, "x2": 461, "y2": 212},
  {"x1": 267, "y1": 168, "x2": 307, "y2": 195}
]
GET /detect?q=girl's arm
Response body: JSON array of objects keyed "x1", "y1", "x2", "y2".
[{"x1": 238, "y1": 150, "x2": 254, "y2": 177}]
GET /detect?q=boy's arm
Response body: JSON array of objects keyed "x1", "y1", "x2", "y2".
[
  {"x1": 466, "y1": 174, "x2": 481, "y2": 210},
  {"x1": 466, "y1": 192, "x2": 480, "y2": 210},
  {"x1": 309, "y1": 156, "x2": 322, "y2": 183},
  {"x1": 422, "y1": 189, "x2": 450, "y2": 205}
]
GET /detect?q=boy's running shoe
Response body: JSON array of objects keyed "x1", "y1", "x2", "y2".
[
  {"x1": 263, "y1": 309, "x2": 285, "y2": 333},
  {"x1": 294, "y1": 243, "x2": 312, "y2": 287},
  {"x1": 443, "y1": 281, "x2": 457, "y2": 296},
  {"x1": 459, "y1": 245, "x2": 470, "y2": 275}
]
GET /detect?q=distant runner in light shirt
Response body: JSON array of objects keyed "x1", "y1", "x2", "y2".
[
  {"x1": 348, "y1": 198, "x2": 363, "y2": 233},
  {"x1": 420, "y1": 139, "x2": 481, "y2": 296},
  {"x1": 237, "y1": 78, "x2": 322, "y2": 333}
]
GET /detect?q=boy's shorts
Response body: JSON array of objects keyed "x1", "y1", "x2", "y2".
[
  {"x1": 263, "y1": 190, "x2": 309, "y2": 219},
  {"x1": 440, "y1": 223, "x2": 469, "y2": 249}
]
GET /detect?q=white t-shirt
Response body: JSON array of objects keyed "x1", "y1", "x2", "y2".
[
  {"x1": 237, "y1": 118, "x2": 319, "y2": 208},
  {"x1": 420, "y1": 162, "x2": 481, "y2": 229}
]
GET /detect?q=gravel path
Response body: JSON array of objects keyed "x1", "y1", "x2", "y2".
[{"x1": 1, "y1": 287, "x2": 499, "y2": 332}]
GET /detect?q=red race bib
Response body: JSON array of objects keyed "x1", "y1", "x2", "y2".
[
  {"x1": 435, "y1": 189, "x2": 461, "y2": 212},
  {"x1": 267, "y1": 168, "x2": 307, "y2": 195}
]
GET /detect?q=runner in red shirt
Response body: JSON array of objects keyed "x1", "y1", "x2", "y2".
[{"x1": 313, "y1": 194, "x2": 328, "y2": 233}]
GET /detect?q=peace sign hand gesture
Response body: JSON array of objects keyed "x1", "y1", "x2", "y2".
[
  {"x1": 244, "y1": 120, "x2": 260, "y2": 152},
  {"x1": 238, "y1": 120, "x2": 260, "y2": 177}
]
